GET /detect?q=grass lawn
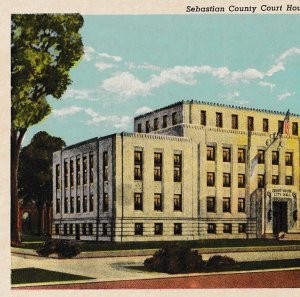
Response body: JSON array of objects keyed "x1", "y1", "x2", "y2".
[
  {"x1": 11, "y1": 268, "x2": 93, "y2": 285},
  {"x1": 12, "y1": 238, "x2": 300, "y2": 252}
]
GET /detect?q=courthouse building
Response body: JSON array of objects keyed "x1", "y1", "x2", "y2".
[{"x1": 52, "y1": 100, "x2": 300, "y2": 242}]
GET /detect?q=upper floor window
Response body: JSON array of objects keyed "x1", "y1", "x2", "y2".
[
  {"x1": 263, "y1": 118, "x2": 269, "y2": 132},
  {"x1": 272, "y1": 151, "x2": 279, "y2": 165},
  {"x1": 56, "y1": 198, "x2": 60, "y2": 214},
  {"x1": 103, "y1": 193, "x2": 109, "y2": 212},
  {"x1": 64, "y1": 160, "x2": 68, "y2": 188},
  {"x1": 174, "y1": 194, "x2": 182, "y2": 211},
  {"x1": 238, "y1": 198, "x2": 245, "y2": 212},
  {"x1": 216, "y1": 112, "x2": 223, "y2": 128},
  {"x1": 137, "y1": 123, "x2": 142, "y2": 133},
  {"x1": 223, "y1": 148, "x2": 231, "y2": 162},
  {"x1": 174, "y1": 154, "x2": 182, "y2": 182},
  {"x1": 154, "y1": 118, "x2": 159, "y2": 131},
  {"x1": 223, "y1": 197, "x2": 231, "y2": 213},
  {"x1": 103, "y1": 152, "x2": 108, "y2": 181},
  {"x1": 285, "y1": 152, "x2": 293, "y2": 166},
  {"x1": 238, "y1": 148, "x2": 246, "y2": 163},
  {"x1": 56, "y1": 164, "x2": 60, "y2": 189},
  {"x1": 76, "y1": 196, "x2": 80, "y2": 213},
  {"x1": 163, "y1": 115, "x2": 168, "y2": 128},
  {"x1": 146, "y1": 121, "x2": 150, "y2": 133},
  {"x1": 89, "y1": 154, "x2": 94, "y2": 183},
  {"x1": 83, "y1": 156, "x2": 87, "y2": 185},
  {"x1": 70, "y1": 160, "x2": 74, "y2": 187},
  {"x1": 278, "y1": 120, "x2": 284, "y2": 135},
  {"x1": 258, "y1": 174, "x2": 265, "y2": 188},
  {"x1": 154, "y1": 152, "x2": 162, "y2": 181},
  {"x1": 76, "y1": 157, "x2": 81, "y2": 185},
  {"x1": 223, "y1": 173, "x2": 231, "y2": 187},
  {"x1": 247, "y1": 116, "x2": 254, "y2": 131},
  {"x1": 232, "y1": 114, "x2": 238, "y2": 129},
  {"x1": 64, "y1": 197, "x2": 68, "y2": 213},
  {"x1": 207, "y1": 172, "x2": 215, "y2": 187},
  {"x1": 200, "y1": 110, "x2": 206, "y2": 126},
  {"x1": 154, "y1": 193, "x2": 163, "y2": 211},
  {"x1": 134, "y1": 151, "x2": 143, "y2": 180},
  {"x1": 207, "y1": 146, "x2": 215, "y2": 161},
  {"x1": 292, "y1": 122, "x2": 298, "y2": 136},
  {"x1": 207, "y1": 197, "x2": 215, "y2": 212},
  {"x1": 172, "y1": 112, "x2": 177, "y2": 125},
  {"x1": 238, "y1": 174, "x2": 245, "y2": 188},
  {"x1": 89, "y1": 195, "x2": 94, "y2": 212},
  {"x1": 272, "y1": 175, "x2": 279, "y2": 185},
  {"x1": 70, "y1": 196, "x2": 74, "y2": 213},
  {"x1": 286, "y1": 176, "x2": 293, "y2": 185},
  {"x1": 134, "y1": 193, "x2": 143, "y2": 211},
  {"x1": 83, "y1": 195, "x2": 87, "y2": 213},
  {"x1": 257, "y1": 150, "x2": 265, "y2": 164}
]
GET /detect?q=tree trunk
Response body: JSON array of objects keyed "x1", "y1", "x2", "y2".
[
  {"x1": 36, "y1": 203, "x2": 44, "y2": 235},
  {"x1": 11, "y1": 128, "x2": 26, "y2": 244}
]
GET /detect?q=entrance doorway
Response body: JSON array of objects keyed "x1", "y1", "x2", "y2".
[
  {"x1": 75, "y1": 224, "x2": 80, "y2": 240},
  {"x1": 273, "y1": 201, "x2": 288, "y2": 234}
]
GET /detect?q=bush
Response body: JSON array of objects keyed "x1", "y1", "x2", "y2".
[
  {"x1": 36, "y1": 240, "x2": 80, "y2": 258},
  {"x1": 205, "y1": 255, "x2": 240, "y2": 271},
  {"x1": 144, "y1": 243, "x2": 204, "y2": 274}
]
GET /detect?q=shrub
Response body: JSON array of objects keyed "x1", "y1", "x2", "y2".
[
  {"x1": 36, "y1": 240, "x2": 80, "y2": 258},
  {"x1": 205, "y1": 255, "x2": 240, "y2": 271},
  {"x1": 144, "y1": 243, "x2": 204, "y2": 274}
]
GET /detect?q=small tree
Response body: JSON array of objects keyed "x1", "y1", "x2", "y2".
[{"x1": 11, "y1": 14, "x2": 84, "y2": 244}]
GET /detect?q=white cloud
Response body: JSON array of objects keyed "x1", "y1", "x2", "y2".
[
  {"x1": 135, "y1": 106, "x2": 153, "y2": 115},
  {"x1": 126, "y1": 62, "x2": 162, "y2": 71},
  {"x1": 266, "y1": 63, "x2": 285, "y2": 77},
  {"x1": 95, "y1": 62, "x2": 115, "y2": 71},
  {"x1": 258, "y1": 81, "x2": 276, "y2": 91},
  {"x1": 83, "y1": 46, "x2": 95, "y2": 61},
  {"x1": 53, "y1": 106, "x2": 83, "y2": 117},
  {"x1": 98, "y1": 52, "x2": 122, "y2": 62},
  {"x1": 222, "y1": 91, "x2": 249, "y2": 105},
  {"x1": 276, "y1": 47, "x2": 300, "y2": 63},
  {"x1": 277, "y1": 92, "x2": 295, "y2": 101},
  {"x1": 63, "y1": 88, "x2": 99, "y2": 101}
]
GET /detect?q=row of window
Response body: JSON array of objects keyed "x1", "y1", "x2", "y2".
[
  {"x1": 207, "y1": 197, "x2": 245, "y2": 213},
  {"x1": 207, "y1": 223, "x2": 246, "y2": 234},
  {"x1": 56, "y1": 193, "x2": 109, "y2": 214},
  {"x1": 55, "y1": 223, "x2": 95, "y2": 236},
  {"x1": 208, "y1": 146, "x2": 293, "y2": 166},
  {"x1": 137, "y1": 112, "x2": 178, "y2": 133},
  {"x1": 134, "y1": 193, "x2": 182, "y2": 211},
  {"x1": 134, "y1": 151, "x2": 182, "y2": 182}
]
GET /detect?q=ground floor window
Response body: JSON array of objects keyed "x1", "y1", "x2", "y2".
[
  {"x1": 69, "y1": 223, "x2": 73, "y2": 235},
  {"x1": 174, "y1": 223, "x2": 182, "y2": 235},
  {"x1": 154, "y1": 223, "x2": 163, "y2": 235},
  {"x1": 55, "y1": 224, "x2": 59, "y2": 235},
  {"x1": 135, "y1": 223, "x2": 143, "y2": 235},
  {"x1": 223, "y1": 223, "x2": 232, "y2": 233},
  {"x1": 207, "y1": 223, "x2": 216, "y2": 234},
  {"x1": 102, "y1": 223, "x2": 108, "y2": 236},
  {"x1": 88, "y1": 223, "x2": 93, "y2": 235},
  {"x1": 238, "y1": 223, "x2": 246, "y2": 233}
]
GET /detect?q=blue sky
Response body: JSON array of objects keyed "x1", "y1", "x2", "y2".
[{"x1": 24, "y1": 15, "x2": 300, "y2": 146}]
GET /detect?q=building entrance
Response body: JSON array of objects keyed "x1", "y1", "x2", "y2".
[{"x1": 273, "y1": 201, "x2": 288, "y2": 234}]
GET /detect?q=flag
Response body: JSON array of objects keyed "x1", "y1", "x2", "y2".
[
  {"x1": 251, "y1": 155, "x2": 258, "y2": 177},
  {"x1": 283, "y1": 109, "x2": 290, "y2": 136}
]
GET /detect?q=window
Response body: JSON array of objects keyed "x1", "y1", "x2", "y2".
[
  {"x1": 216, "y1": 112, "x2": 223, "y2": 128},
  {"x1": 88, "y1": 223, "x2": 93, "y2": 235},
  {"x1": 258, "y1": 174, "x2": 265, "y2": 188},
  {"x1": 102, "y1": 223, "x2": 108, "y2": 236},
  {"x1": 263, "y1": 118, "x2": 269, "y2": 132},
  {"x1": 238, "y1": 223, "x2": 246, "y2": 233},
  {"x1": 223, "y1": 223, "x2": 232, "y2": 233},
  {"x1": 56, "y1": 164, "x2": 60, "y2": 189},
  {"x1": 154, "y1": 223, "x2": 163, "y2": 235},
  {"x1": 70, "y1": 160, "x2": 74, "y2": 187},
  {"x1": 232, "y1": 114, "x2": 238, "y2": 129},
  {"x1": 134, "y1": 151, "x2": 143, "y2": 180},
  {"x1": 223, "y1": 148, "x2": 231, "y2": 162},
  {"x1": 76, "y1": 157, "x2": 81, "y2": 185},
  {"x1": 207, "y1": 223, "x2": 216, "y2": 234},
  {"x1": 223, "y1": 173, "x2": 231, "y2": 187},
  {"x1": 154, "y1": 118, "x2": 159, "y2": 131},
  {"x1": 207, "y1": 197, "x2": 215, "y2": 212},
  {"x1": 63, "y1": 224, "x2": 68, "y2": 235},
  {"x1": 56, "y1": 198, "x2": 60, "y2": 214},
  {"x1": 174, "y1": 223, "x2": 182, "y2": 235},
  {"x1": 223, "y1": 198, "x2": 231, "y2": 213},
  {"x1": 247, "y1": 116, "x2": 254, "y2": 131},
  {"x1": 174, "y1": 154, "x2": 182, "y2": 182},
  {"x1": 200, "y1": 110, "x2": 206, "y2": 126},
  {"x1": 89, "y1": 154, "x2": 94, "y2": 183},
  {"x1": 238, "y1": 148, "x2": 246, "y2": 163},
  {"x1": 285, "y1": 152, "x2": 293, "y2": 166},
  {"x1": 82, "y1": 223, "x2": 86, "y2": 235},
  {"x1": 257, "y1": 150, "x2": 265, "y2": 164},
  {"x1": 238, "y1": 174, "x2": 245, "y2": 188},
  {"x1": 135, "y1": 223, "x2": 143, "y2": 235},
  {"x1": 83, "y1": 196, "x2": 87, "y2": 213},
  {"x1": 272, "y1": 175, "x2": 279, "y2": 185},
  {"x1": 154, "y1": 193, "x2": 163, "y2": 211},
  {"x1": 174, "y1": 194, "x2": 182, "y2": 211},
  {"x1": 207, "y1": 146, "x2": 215, "y2": 161},
  {"x1": 154, "y1": 152, "x2": 162, "y2": 181},
  {"x1": 238, "y1": 198, "x2": 245, "y2": 212},
  {"x1": 172, "y1": 112, "x2": 177, "y2": 125},
  {"x1": 89, "y1": 195, "x2": 94, "y2": 212},
  {"x1": 103, "y1": 152, "x2": 108, "y2": 181},
  {"x1": 64, "y1": 160, "x2": 69, "y2": 188},
  {"x1": 64, "y1": 197, "x2": 68, "y2": 213},
  {"x1": 69, "y1": 224, "x2": 73, "y2": 235},
  {"x1": 137, "y1": 123, "x2": 142, "y2": 133},
  {"x1": 103, "y1": 193, "x2": 109, "y2": 212},
  {"x1": 70, "y1": 196, "x2": 74, "y2": 213},
  {"x1": 207, "y1": 172, "x2": 215, "y2": 186},
  {"x1": 163, "y1": 115, "x2": 168, "y2": 128},
  {"x1": 292, "y1": 122, "x2": 298, "y2": 136},
  {"x1": 134, "y1": 193, "x2": 143, "y2": 211},
  {"x1": 278, "y1": 120, "x2": 284, "y2": 134},
  {"x1": 286, "y1": 176, "x2": 293, "y2": 185},
  {"x1": 76, "y1": 196, "x2": 80, "y2": 213},
  {"x1": 272, "y1": 151, "x2": 279, "y2": 165},
  {"x1": 55, "y1": 224, "x2": 59, "y2": 235},
  {"x1": 146, "y1": 121, "x2": 150, "y2": 133},
  {"x1": 83, "y1": 156, "x2": 87, "y2": 184}
]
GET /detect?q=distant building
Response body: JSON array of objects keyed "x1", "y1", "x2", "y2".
[{"x1": 52, "y1": 101, "x2": 300, "y2": 241}]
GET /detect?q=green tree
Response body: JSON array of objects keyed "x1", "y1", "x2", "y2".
[
  {"x1": 11, "y1": 14, "x2": 84, "y2": 244},
  {"x1": 18, "y1": 132, "x2": 65, "y2": 235}
]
